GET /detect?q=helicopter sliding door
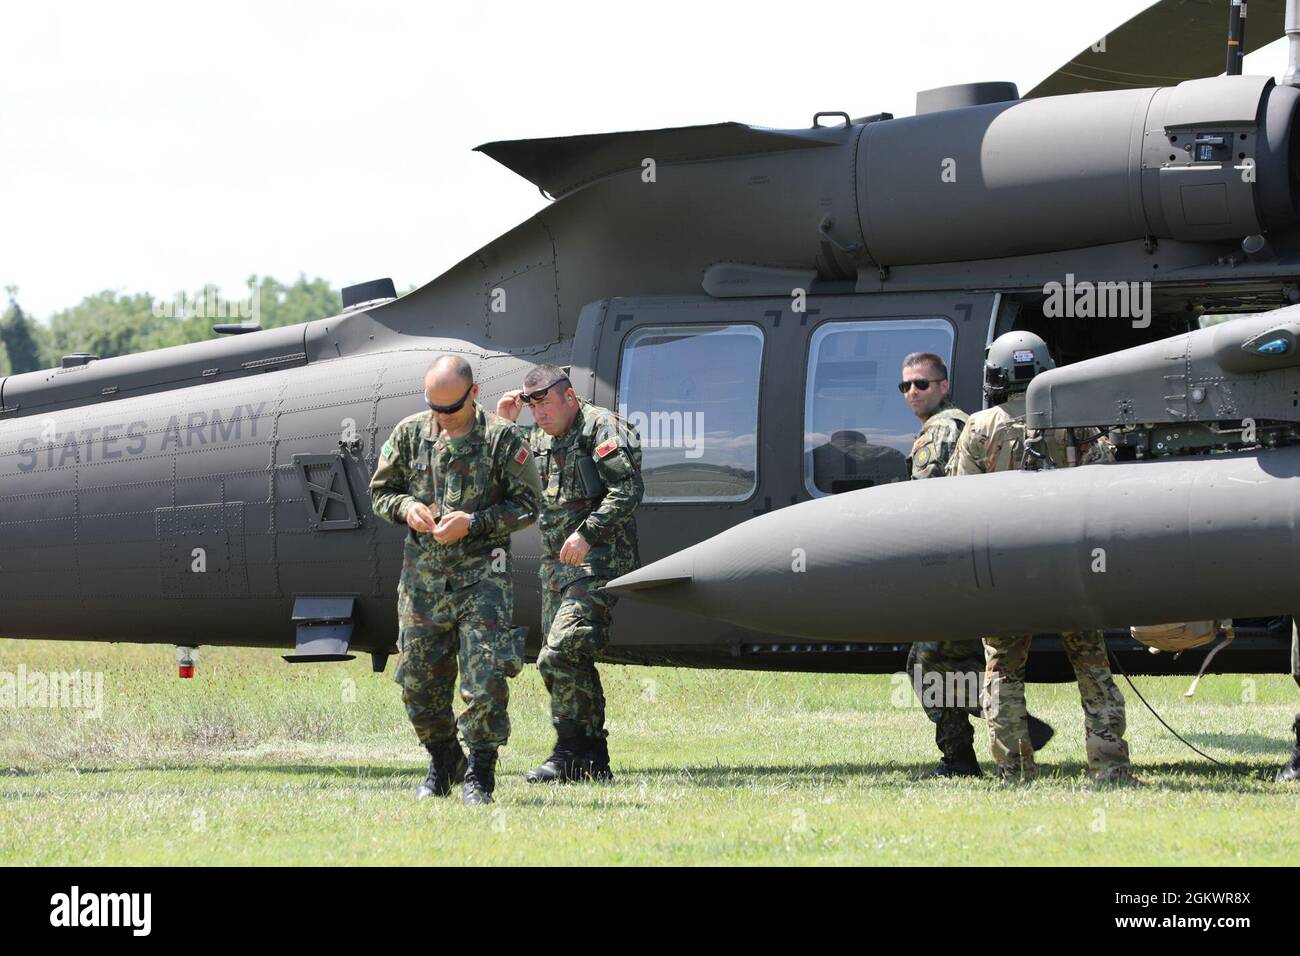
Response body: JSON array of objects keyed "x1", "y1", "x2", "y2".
[{"x1": 569, "y1": 291, "x2": 1000, "y2": 666}]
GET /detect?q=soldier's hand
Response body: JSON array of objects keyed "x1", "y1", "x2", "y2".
[
  {"x1": 496, "y1": 390, "x2": 525, "y2": 422},
  {"x1": 432, "y1": 510, "x2": 471, "y2": 544},
  {"x1": 406, "y1": 503, "x2": 437, "y2": 534},
  {"x1": 559, "y1": 530, "x2": 591, "y2": 565}
]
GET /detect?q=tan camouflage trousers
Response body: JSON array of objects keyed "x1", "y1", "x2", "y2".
[
  {"x1": 392, "y1": 573, "x2": 516, "y2": 751},
  {"x1": 537, "y1": 577, "x2": 616, "y2": 739},
  {"x1": 982, "y1": 631, "x2": 1130, "y2": 781},
  {"x1": 905, "y1": 639, "x2": 985, "y2": 756},
  {"x1": 1292, "y1": 618, "x2": 1299, "y2": 689}
]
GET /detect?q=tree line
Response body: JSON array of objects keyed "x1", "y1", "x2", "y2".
[{"x1": 0, "y1": 276, "x2": 348, "y2": 376}]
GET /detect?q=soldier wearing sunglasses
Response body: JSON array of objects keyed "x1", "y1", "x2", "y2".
[
  {"x1": 899, "y1": 352, "x2": 1054, "y2": 778},
  {"x1": 497, "y1": 364, "x2": 644, "y2": 784},
  {"x1": 370, "y1": 355, "x2": 543, "y2": 805}
]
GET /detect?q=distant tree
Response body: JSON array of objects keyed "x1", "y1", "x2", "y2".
[
  {"x1": 46, "y1": 289, "x2": 163, "y2": 361},
  {"x1": 250, "y1": 274, "x2": 344, "y2": 329},
  {"x1": 42, "y1": 276, "x2": 344, "y2": 360},
  {"x1": 0, "y1": 286, "x2": 47, "y2": 373}
]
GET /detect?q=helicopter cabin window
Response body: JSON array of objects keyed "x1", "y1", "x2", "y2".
[
  {"x1": 618, "y1": 323, "x2": 763, "y2": 502},
  {"x1": 804, "y1": 318, "x2": 955, "y2": 496}
]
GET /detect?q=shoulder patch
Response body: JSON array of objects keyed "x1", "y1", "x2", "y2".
[
  {"x1": 514, "y1": 446, "x2": 530, "y2": 465},
  {"x1": 595, "y1": 437, "x2": 618, "y2": 459}
]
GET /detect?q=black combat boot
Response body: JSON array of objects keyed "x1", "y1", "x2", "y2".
[
  {"x1": 416, "y1": 739, "x2": 467, "y2": 799},
  {"x1": 462, "y1": 749, "x2": 497, "y2": 805},
  {"x1": 1278, "y1": 715, "x2": 1300, "y2": 783},
  {"x1": 524, "y1": 718, "x2": 591, "y2": 784},
  {"x1": 1027, "y1": 714, "x2": 1055, "y2": 752},
  {"x1": 928, "y1": 740, "x2": 982, "y2": 778},
  {"x1": 588, "y1": 734, "x2": 614, "y2": 783}
]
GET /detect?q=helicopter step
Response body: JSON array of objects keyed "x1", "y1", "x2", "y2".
[{"x1": 282, "y1": 595, "x2": 357, "y2": 663}]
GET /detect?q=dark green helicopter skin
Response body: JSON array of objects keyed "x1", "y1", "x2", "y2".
[{"x1": 2, "y1": 0, "x2": 1298, "y2": 682}]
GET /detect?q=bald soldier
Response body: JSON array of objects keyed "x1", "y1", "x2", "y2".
[
  {"x1": 900, "y1": 352, "x2": 1052, "y2": 777},
  {"x1": 954, "y1": 331, "x2": 1137, "y2": 786},
  {"x1": 370, "y1": 355, "x2": 543, "y2": 805},
  {"x1": 498, "y1": 365, "x2": 643, "y2": 784}
]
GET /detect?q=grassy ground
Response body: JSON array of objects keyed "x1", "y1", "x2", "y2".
[{"x1": 1, "y1": 638, "x2": 1297, "y2": 865}]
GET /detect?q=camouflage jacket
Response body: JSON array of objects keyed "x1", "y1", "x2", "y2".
[
  {"x1": 953, "y1": 395, "x2": 1115, "y2": 476},
  {"x1": 908, "y1": 400, "x2": 969, "y2": 480},
  {"x1": 519, "y1": 399, "x2": 644, "y2": 590},
  {"x1": 369, "y1": 403, "x2": 543, "y2": 590}
]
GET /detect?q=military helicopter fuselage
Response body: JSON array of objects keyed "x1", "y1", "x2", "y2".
[{"x1": 6, "y1": 1, "x2": 1300, "y2": 681}]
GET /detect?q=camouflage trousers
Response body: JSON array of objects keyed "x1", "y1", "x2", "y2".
[
  {"x1": 537, "y1": 577, "x2": 616, "y2": 739},
  {"x1": 392, "y1": 573, "x2": 520, "y2": 751},
  {"x1": 983, "y1": 631, "x2": 1129, "y2": 781},
  {"x1": 1292, "y1": 618, "x2": 1299, "y2": 690},
  {"x1": 905, "y1": 639, "x2": 985, "y2": 756}
]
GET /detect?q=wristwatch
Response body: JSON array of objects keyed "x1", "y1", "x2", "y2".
[{"x1": 468, "y1": 512, "x2": 484, "y2": 538}]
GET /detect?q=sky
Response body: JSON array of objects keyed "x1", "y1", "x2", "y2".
[{"x1": 0, "y1": 0, "x2": 1291, "y2": 320}]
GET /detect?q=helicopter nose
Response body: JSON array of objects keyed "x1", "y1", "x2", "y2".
[{"x1": 605, "y1": 490, "x2": 878, "y2": 632}]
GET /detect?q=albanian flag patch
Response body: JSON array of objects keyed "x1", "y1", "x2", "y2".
[
  {"x1": 514, "y1": 447, "x2": 530, "y2": 465},
  {"x1": 595, "y1": 438, "x2": 618, "y2": 459}
]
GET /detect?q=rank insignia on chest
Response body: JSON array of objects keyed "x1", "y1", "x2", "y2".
[
  {"x1": 514, "y1": 447, "x2": 530, "y2": 465},
  {"x1": 595, "y1": 438, "x2": 618, "y2": 459}
]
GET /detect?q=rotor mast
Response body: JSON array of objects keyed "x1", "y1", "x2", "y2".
[
  {"x1": 1228, "y1": 0, "x2": 1248, "y2": 75},
  {"x1": 1285, "y1": 0, "x2": 1300, "y2": 86}
]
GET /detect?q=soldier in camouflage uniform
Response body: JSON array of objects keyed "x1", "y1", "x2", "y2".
[
  {"x1": 953, "y1": 331, "x2": 1136, "y2": 786},
  {"x1": 900, "y1": 352, "x2": 1053, "y2": 777},
  {"x1": 498, "y1": 364, "x2": 643, "y2": 784},
  {"x1": 370, "y1": 355, "x2": 543, "y2": 805},
  {"x1": 1280, "y1": 621, "x2": 1300, "y2": 781}
]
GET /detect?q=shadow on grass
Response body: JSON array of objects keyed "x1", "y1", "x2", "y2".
[
  {"x1": 623, "y1": 759, "x2": 1286, "y2": 790},
  {"x1": 1183, "y1": 731, "x2": 1289, "y2": 753},
  {"x1": 2, "y1": 758, "x2": 1292, "y2": 795}
]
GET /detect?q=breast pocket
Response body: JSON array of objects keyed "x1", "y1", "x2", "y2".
[
  {"x1": 409, "y1": 461, "x2": 435, "y2": 506},
  {"x1": 444, "y1": 455, "x2": 490, "y2": 513}
]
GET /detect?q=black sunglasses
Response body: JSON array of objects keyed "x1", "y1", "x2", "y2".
[
  {"x1": 898, "y1": 377, "x2": 943, "y2": 393},
  {"x1": 521, "y1": 378, "x2": 571, "y2": 405},
  {"x1": 426, "y1": 383, "x2": 475, "y2": 414}
]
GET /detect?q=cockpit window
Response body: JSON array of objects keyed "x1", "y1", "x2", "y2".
[
  {"x1": 804, "y1": 319, "x2": 954, "y2": 496},
  {"x1": 618, "y1": 324, "x2": 764, "y2": 502}
]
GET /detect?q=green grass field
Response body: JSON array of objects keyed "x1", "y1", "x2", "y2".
[{"x1": 1, "y1": 638, "x2": 1297, "y2": 865}]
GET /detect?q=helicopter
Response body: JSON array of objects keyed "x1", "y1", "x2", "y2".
[{"x1": 1, "y1": 0, "x2": 1297, "y2": 692}]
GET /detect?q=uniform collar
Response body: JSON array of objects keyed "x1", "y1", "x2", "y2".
[
  {"x1": 421, "y1": 402, "x2": 487, "y2": 448},
  {"x1": 549, "y1": 399, "x2": 587, "y2": 447},
  {"x1": 921, "y1": 398, "x2": 958, "y2": 423}
]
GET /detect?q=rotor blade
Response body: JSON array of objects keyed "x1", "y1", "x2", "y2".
[
  {"x1": 1026, "y1": 0, "x2": 1286, "y2": 98},
  {"x1": 476, "y1": 122, "x2": 839, "y2": 200}
]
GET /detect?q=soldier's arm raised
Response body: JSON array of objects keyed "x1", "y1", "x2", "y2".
[
  {"x1": 369, "y1": 426, "x2": 417, "y2": 524},
  {"x1": 475, "y1": 426, "x2": 543, "y2": 536},
  {"x1": 580, "y1": 418, "x2": 644, "y2": 544}
]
